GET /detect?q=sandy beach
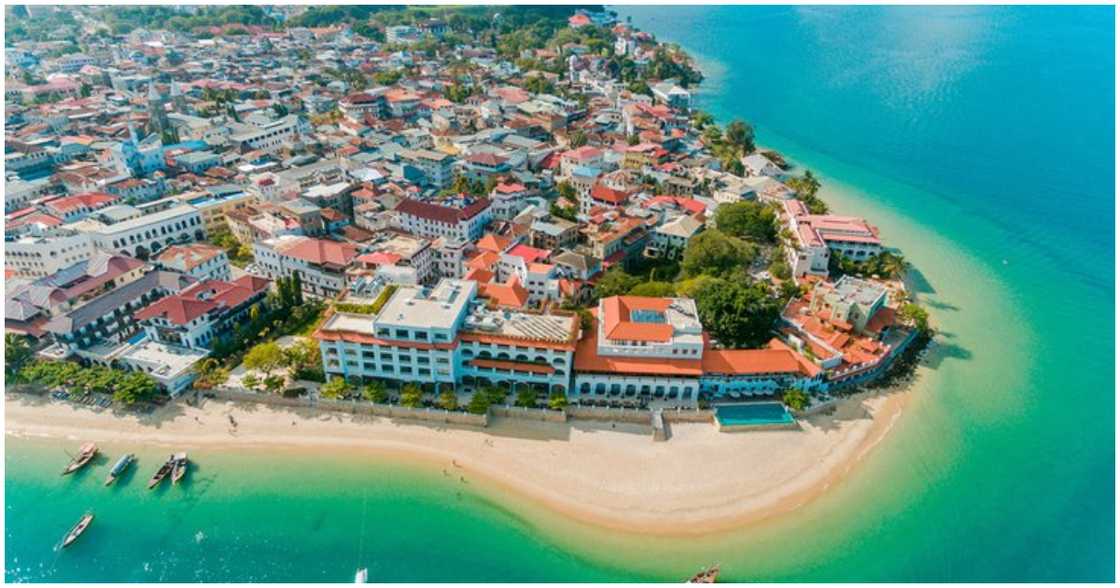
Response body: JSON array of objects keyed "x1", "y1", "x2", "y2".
[{"x1": 5, "y1": 384, "x2": 913, "y2": 537}]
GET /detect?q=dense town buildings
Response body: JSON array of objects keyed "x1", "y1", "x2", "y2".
[{"x1": 6, "y1": 6, "x2": 919, "y2": 407}]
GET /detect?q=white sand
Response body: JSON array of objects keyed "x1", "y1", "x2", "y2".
[{"x1": 5, "y1": 386, "x2": 911, "y2": 536}]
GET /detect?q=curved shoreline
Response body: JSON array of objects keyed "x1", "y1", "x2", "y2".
[{"x1": 5, "y1": 377, "x2": 920, "y2": 538}]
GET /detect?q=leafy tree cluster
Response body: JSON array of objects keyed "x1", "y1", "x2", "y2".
[
  {"x1": 898, "y1": 303, "x2": 931, "y2": 333},
  {"x1": 100, "y1": 6, "x2": 273, "y2": 35},
  {"x1": 781, "y1": 388, "x2": 810, "y2": 411},
  {"x1": 681, "y1": 230, "x2": 757, "y2": 279},
  {"x1": 697, "y1": 117, "x2": 756, "y2": 175},
  {"x1": 828, "y1": 251, "x2": 910, "y2": 280},
  {"x1": 786, "y1": 170, "x2": 828, "y2": 214},
  {"x1": 549, "y1": 202, "x2": 578, "y2": 222},
  {"x1": 693, "y1": 278, "x2": 784, "y2": 349},
  {"x1": 714, "y1": 201, "x2": 778, "y2": 244},
  {"x1": 17, "y1": 360, "x2": 159, "y2": 406}
]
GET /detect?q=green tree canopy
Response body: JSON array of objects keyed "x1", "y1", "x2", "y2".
[
  {"x1": 244, "y1": 342, "x2": 285, "y2": 376},
  {"x1": 5, "y1": 334, "x2": 33, "y2": 377},
  {"x1": 113, "y1": 372, "x2": 159, "y2": 406},
  {"x1": 681, "y1": 230, "x2": 756, "y2": 278},
  {"x1": 467, "y1": 391, "x2": 491, "y2": 415},
  {"x1": 593, "y1": 267, "x2": 642, "y2": 300},
  {"x1": 724, "y1": 119, "x2": 755, "y2": 155},
  {"x1": 362, "y1": 381, "x2": 388, "y2": 404},
  {"x1": 714, "y1": 201, "x2": 778, "y2": 244},
  {"x1": 628, "y1": 281, "x2": 677, "y2": 297},
  {"x1": 694, "y1": 279, "x2": 782, "y2": 348},
  {"x1": 400, "y1": 383, "x2": 423, "y2": 408},
  {"x1": 782, "y1": 388, "x2": 810, "y2": 411},
  {"x1": 320, "y1": 376, "x2": 351, "y2": 400},
  {"x1": 437, "y1": 388, "x2": 458, "y2": 411}
]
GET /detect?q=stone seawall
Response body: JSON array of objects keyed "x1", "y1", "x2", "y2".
[{"x1": 210, "y1": 388, "x2": 489, "y2": 427}]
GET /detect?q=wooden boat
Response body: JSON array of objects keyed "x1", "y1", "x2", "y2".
[
  {"x1": 61, "y1": 512, "x2": 94, "y2": 548},
  {"x1": 354, "y1": 568, "x2": 368, "y2": 583},
  {"x1": 61, "y1": 442, "x2": 98, "y2": 475},
  {"x1": 104, "y1": 453, "x2": 135, "y2": 486},
  {"x1": 686, "y1": 565, "x2": 720, "y2": 583},
  {"x1": 148, "y1": 455, "x2": 175, "y2": 489},
  {"x1": 171, "y1": 452, "x2": 188, "y2": 484}
]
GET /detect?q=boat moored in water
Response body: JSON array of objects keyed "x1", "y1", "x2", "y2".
[
  {"x1": 687, "y1": 565, "x2": 720, "y2": 583},
  {"x1": 171, "y1": 452, "x2": 189, "y2": 484},
  {"x1": 104, "y1": 453, "x2": 135, "y2": 486},
  {"x1": 148, "y1": 455, "x2": 175, "y2": 489},
  {"x1": 61, "y1": 442, "x2": 98, "y2": 475},
  {"x1": 61, "y1": 512, "x2": 94, "y2": 548}
]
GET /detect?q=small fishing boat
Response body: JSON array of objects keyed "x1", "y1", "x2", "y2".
[
  {"x1": 686, "y1": 564, "x2": 720, "y2": 583},
  {"x1": 354, "y1": 568, "x2": 368, "y2": 583},
  {"x1": 148, "y1": 455, "x2": 175, "y2": 489},
  {"x1": 61, "y1": 512, "x2": 94, "y2": 548},
  {"x1": 61, "y1": 443, "x2": 98, "y2": 475},
  {"x1": 171, "y1": 452, "x2": 189, "y2": 484},
  {"x1": 104, "y1": 453, "x2": 135, "y2": 486}
]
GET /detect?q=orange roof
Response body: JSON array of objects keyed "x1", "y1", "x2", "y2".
[
  {"x1": 478, "y1": 275, "x2": 530, "y2": 308},
  {"x1": 155, "y1": 243, "x2": 225, "y2": 270},
  {"x1": 466, "y1": 250, "x2": 501, "y2": 271},
  {"x1": 476, "y1": 233, "x2": 511, "y2": 254},
  {"x1": 463, "y1": 267, "x2": 495, "y2": 283},
  {"x1": 573, "y1": 312, "x2": 702, "y2": 376},
  {"x1": 702, "y1": 340, "x2": 820, "y2": 378},
  {"x1": 277, "y1": 237, "x2": 359, "y2": 267},
  {"x1": 601, "y1": 296, "x2": 674, "y2": 343}
]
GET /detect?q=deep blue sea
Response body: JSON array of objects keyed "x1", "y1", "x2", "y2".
[
  {"x1": 6, "y1": 6, "x2": 1116, "y2": 582},
  {"x1": 617, "y1": 5, "x2": 1116, "y2": 580}
]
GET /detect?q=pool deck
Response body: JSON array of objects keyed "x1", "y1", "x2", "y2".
[{"x1": 714, "y1": 402, "x2": 802, "y2": 433}]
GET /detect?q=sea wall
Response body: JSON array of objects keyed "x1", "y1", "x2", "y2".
[
  {"x1": 564, "y1": 406, "x2": 714, "y2": 424},
  {"x1": 565, "y1": 405, "x2": 652, "y2": 424},
  {"x1": 208, "y1": 388, "x2": 489, "y2": 427},
  {"x1": 490, "y1": 405, "x2": 568, "y2": 423}
]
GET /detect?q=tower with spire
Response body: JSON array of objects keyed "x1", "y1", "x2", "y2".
[
  {"x1": 147, "y1": 81, "x2": 171, "y2": 141},
  {"x1": 170, "y1": 80, "x2": 187, "y2": 113}
]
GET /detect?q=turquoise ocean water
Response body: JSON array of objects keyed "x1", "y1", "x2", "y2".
[{"x1": 6, "y1": 6, "x2": 1115, "y2": 581}]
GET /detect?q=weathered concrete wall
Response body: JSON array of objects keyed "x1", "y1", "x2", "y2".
[
  {"x1": 565, "y1": 405, "x2": 652, "y2": 424},
  {"x1": 490, "y1": 405, "x2": 568, "y2": 423},
  {"x1": 209, "y1": 388, "x2": 489, "y2": 427}
]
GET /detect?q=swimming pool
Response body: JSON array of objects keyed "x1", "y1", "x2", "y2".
[{"x1": 714, "y1": 402, "x2": 795, "y2": 428}]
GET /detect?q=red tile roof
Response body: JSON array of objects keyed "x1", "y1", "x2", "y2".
[
  {"x1": 478, "y1": 275, "x2": 530, "y2": 308},
  {"x1": 135, "y1": 276, "x2": 270, "y2": 326},
  {"x1": 278, "y1": 237, "x2": 360, "y2": 268},
  {"x1": 395, "y1": 197, "x2": 491, "y2": 224},
  {"x1": 590, "y1": 183, "x2": 632, "y2": 205},
  {"x1": 506, "y1": 243, "x2": 550, "y2": 263},
  {"x1": 42, "y1": 192, "x2": 117, "y2": 215}
]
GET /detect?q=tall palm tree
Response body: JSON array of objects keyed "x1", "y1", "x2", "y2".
[{"x1": 879, "y1": 252, "x2": 910, "y2": 279}]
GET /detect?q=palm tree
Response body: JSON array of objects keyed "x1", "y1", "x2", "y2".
[
  {"x1": 5, "y1": 333, "x2": 32, "y2": 377},
  {"x1": 879, "y1": 252, "x2": 910, "y2": 280}
]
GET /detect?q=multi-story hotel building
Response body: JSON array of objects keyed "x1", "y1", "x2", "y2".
[
  {"x1": 783, "y1": 199, "x2": 882, "y2": 277},
  {"x1": 317, "y1": 285, "x2": 822, "y2": 406},
  {"x1": 395, "y1": 196, "x2": 492, "y2": 243},
  {"x1": 316, "y1": 279, "x2": 578, "y2": 395},
  {"x1": 252, "y1": 235, "x2": 361, "y2": 298}
]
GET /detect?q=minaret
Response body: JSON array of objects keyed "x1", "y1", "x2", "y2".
[
  {"x1": 170, "y1": 80, "x2": 186, "y2": 113},
  {"x1": 147, "y1": 81, "x2": 169, "y2": 138}
]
